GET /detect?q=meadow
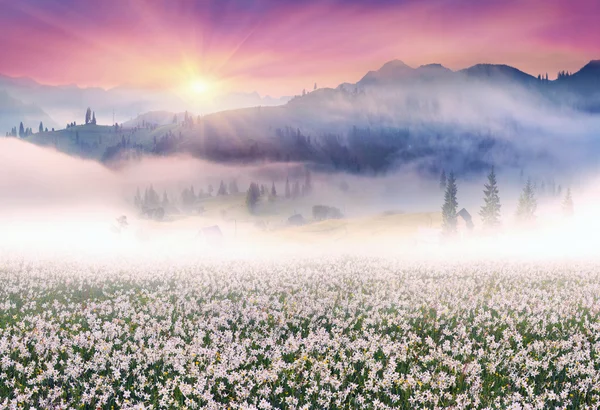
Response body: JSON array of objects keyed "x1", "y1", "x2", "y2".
[{"x1": 2, "y1": 256, "x2": 600, "y2": 409}]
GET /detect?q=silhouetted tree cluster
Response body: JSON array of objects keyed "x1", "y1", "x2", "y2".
[
  {"x1": 557, "y1": 70, "x2": 572, "y2": 79},
  {"x1": 85, "y1": 108, "x2": 97, "y2": 125},
  {"x1": 182, "y1": 111, "x2": 195, "y2": 128},
  {"x1": 134, "y1": 185, "x2": 161, "y2": 209}
]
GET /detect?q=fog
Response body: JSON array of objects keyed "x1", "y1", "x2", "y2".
[{"x1": 2, "y1": 133, "x2": 600, "y2": 267}]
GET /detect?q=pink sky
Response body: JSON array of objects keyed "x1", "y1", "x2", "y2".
[{"x1": 0, "y1": 0, "x2": 598, "y2": 96}]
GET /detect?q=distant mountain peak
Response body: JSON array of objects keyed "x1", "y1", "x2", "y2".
[
  {"x1": 418, "y1": 63, "x2": 448, "y2": 69},
  {"x1": 579, "y1": 60, "x2": 600, "y2": 73},
  {"x1": 380, "y1": 59, "x2": 410, "y2": 69}
]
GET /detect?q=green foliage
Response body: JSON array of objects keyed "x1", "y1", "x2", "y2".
[
  {"x1": 516, "y1": 178, "x2": 537, "y2": 223},
  {"x1": 439, "y1": 169, "x2": 447, "y2": 192},
  {"x1": 480, "y1": 167, "x2": 501, "y2": 228},
  {"x1": 442, "y1": 171, "x2": 458, "y2": 235}
]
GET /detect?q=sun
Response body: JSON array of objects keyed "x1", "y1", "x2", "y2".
[{"x1": 190, "y1": 78, "x2": 210, "y2": 95}]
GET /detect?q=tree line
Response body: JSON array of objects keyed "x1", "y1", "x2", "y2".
[{"x1": 440, "y1": 168, "x2": 574, "y2": 236}]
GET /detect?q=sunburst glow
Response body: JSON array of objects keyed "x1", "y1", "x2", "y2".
[{"x1": 190, "y1": 78, "x2": 210, "y2": 94}]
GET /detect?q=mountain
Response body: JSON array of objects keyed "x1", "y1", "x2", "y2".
[
  {"x1": 0, "y1": 90, "x2": 58, "y2": 134},
  {"x1": 458, "y1": 64, "x2": 538, "y2": 86},
  {"x1": 13, "y1": 59, "x2": 600, "y2": 177},
  {"x1": 0, "y1": 74, "x2": 291, "y2": 128}
]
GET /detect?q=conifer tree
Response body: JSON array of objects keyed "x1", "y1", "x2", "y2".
[
  {"x1": 479, "y1": 167, "x2": 501, "y2": 228},
  {"x1": 562, "y1": 188, "x2": 574, "y2": 217},
  {"x1": 271, "y1": 182, "x2": 277, "y2": 197},
  {"x1": 516, "y1": 178, "x2": 537, "y2": 223},
  {"x1": 246, "y1": 182, "x2": 260, "y2": 213},
  {"x1": 439, "y1": 169, "x2": 447, "y2": 191},
  {"x1": 285, "y1": 177, "x2": 291, "y2": 199},
  {"x1": 19, "y1": 122, "x2": 24, "y2": 138},
  {"x1": 92, "y1": 112, "x2": 97, "y2": 125},
  {"x1": 304, "y1": 169, "x2": 312, "y2": 195},
  {"x1": 217, "y1": 180, "x2": 228, "y2": 196},
  {"x1": 39, "y1": 122, "x2": 43, "y2": 133},
  {"x1": 442, "y1": 171, "x2": 458, "y2": 235},
  {"x1": 85, "y1": 108, "x2": 92, "y2": 125}
]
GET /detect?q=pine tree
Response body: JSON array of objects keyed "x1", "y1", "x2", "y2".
[
  {"x1": 562, "y1": 188, "x2": 574, "y2": 217},
  {"x1": 479, "y1": 167, "x2": 501, "y2": 228},
  {"x1": 516, "y1": 178, "x2": 537, "y2": 223},
  {"x1": 39, "y1": 122, "x2": 43, "y2": 133},
  {"x1": 285, "y1": 177, "x2": 291, "y2": 199},
  {"x1": 246, "y1": 182, "x2": 260, "y2": 213},
  {"x1": 217, "y1": 180, "x2": 228, "y2": 196},
  {"x1": 85, "y1": 107, "x2": 92, "y2": 125},
  {"x1": 304, "y1": 169, "x2": 312, "y2": 196},
  {"x1": 92, "y1": 112, "x2": 97, "y2": 125},
  {"x1": 271, "y1": 182, "x2": 277, "y2": 197},
  {"x1": 19, "y1": 122, "x2": 24, "y2": 138},
  {"x1": 439, "y1": 170, "x2": 447, "y2": 191},
  {"x1": 441, "y1": 171, "x2": 458, "y2": 235}
]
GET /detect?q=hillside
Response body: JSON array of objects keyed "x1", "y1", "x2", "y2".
[
  {"x1": 8, "y1": 59, "x2": 600, "y2": 176},
  {"x1": 0, "y1": 90, "x2": 58, "y2": 134}
]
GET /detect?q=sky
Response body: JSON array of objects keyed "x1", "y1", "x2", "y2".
[{"x1": 0, "y1": 0, "x2": 599, "y2": 96}]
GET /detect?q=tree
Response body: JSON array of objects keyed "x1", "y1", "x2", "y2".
[
  {"x1": 304, "y1": 169, "x2": 312, "y2": 196},
  {"x1": 439, "y1": 169, "x2": 447, "y2": 191},
  {"x1": 19, "y1": 122, "x2": 24, "y2": 138},
  {"x1": 134, "y1": 187, "x2": 142, "y2": 208},
  {"x1": 228, "y1": 180, "x2": 239, "y2": 195},
  {"x1": 479, "y1": 167, "x2": 501, "y2": 229},
  {"x1": 516, "y1": 178, "x2": 537, "y2": 223},
  {"x1": 271, "y1": 182, "x2": 277, "y2": 197},
  {"x1": 92, "y1": 112, "x2": 97, "y2": 125},
  {"x1": 562, "y1": 188, "x2": 574, "y2": 217},
  {"x1": 217, "y1": 180, "x2": 228, "y2": 196},
  {"x1": 285, "y1": 177, "x2": 291, "y2": 199},
  {"x1": 85, "y1": 107, "x2": 92, "y2": 125},
  {"x1": 442, "y1": 171, "x2": 458, "y2": 236},
  {"x1": 39, "y1": 122, "x2": 43, "y2": 133},
  {"x1": 246, "y1": 182, "x2": 260, "y2": 213}
]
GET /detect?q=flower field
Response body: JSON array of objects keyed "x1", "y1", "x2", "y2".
[{"x1": 2, "y1": 256, "x2": 600, "y2": 409}]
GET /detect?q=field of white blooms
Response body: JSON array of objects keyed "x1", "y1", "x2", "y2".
[{"x1": 2, "y1": 255, "x2": 600, "y2": 409}]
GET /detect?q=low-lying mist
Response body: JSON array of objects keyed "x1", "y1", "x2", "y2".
[{"x1": 2, "y1": 136, "x2": 600, "y2": 266}]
